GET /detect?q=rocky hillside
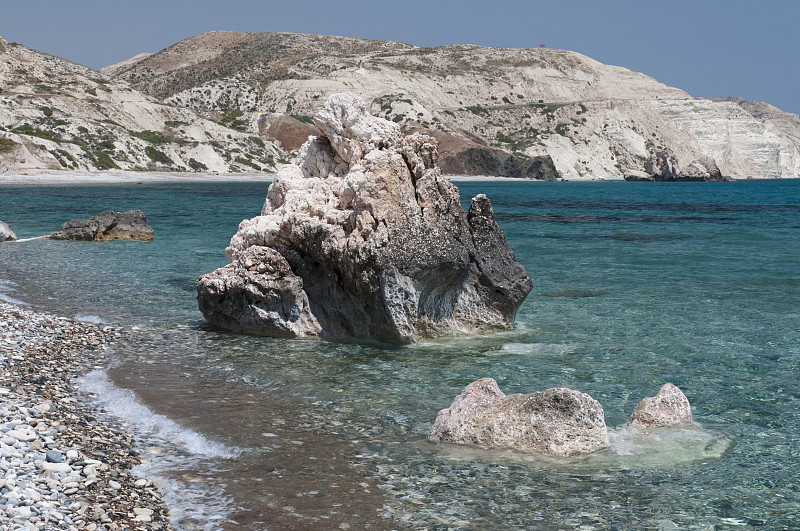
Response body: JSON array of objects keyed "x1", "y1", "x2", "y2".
[
  {"x1": 106, "y1": 31, "x2": 800, "y2": 179},
  {"x1": 0, "y1": 36, "x2": 283, "y2": 174},
  {"x1": 4, "y1": 31, "x2": 799, "y2": 179}
]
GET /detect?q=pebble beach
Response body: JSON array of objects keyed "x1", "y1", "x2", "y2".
[{"x1": 0, "y1": 301, "x2": 171, "y2": 530}]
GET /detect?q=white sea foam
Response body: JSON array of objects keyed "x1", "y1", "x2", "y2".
[
  {"x1": 133, "y1": 458, "x2": 238, "y2": 531},
  {"x1": 74, "y1": 313, "x2": 109, "y2": 325},
  {"x1": 76, "y1": 370, "x2": 241, "y2": 459},
  {"x1": 0, "y1": 279, "x2": 27, "y2": 306},
  {"x1": 76, "y1": 370, "x2": 243, "y2": 529}
]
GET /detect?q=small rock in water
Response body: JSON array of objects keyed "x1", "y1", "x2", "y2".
[
  {"x1": 627, "y1": 383, "x2": 697, "y2": 429},
  {"x1": 429, "y1": 377, "x2": 609, "y2": 456}
]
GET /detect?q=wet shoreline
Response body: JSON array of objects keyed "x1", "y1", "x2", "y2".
[{"x1": 0, "y1": 301, "x2": 171, "y2": 530}]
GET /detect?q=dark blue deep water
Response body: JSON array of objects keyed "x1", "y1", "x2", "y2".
[{"x1": 1, "y1": 179, "x2": 799, "y2": 529}]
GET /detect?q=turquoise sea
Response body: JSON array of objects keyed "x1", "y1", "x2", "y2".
[{"x1": 1, "y1": 179, "x2": 799, "y2": 529}]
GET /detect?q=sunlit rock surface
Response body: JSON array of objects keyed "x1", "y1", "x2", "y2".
[
  {"x1": 428, "y1": 378, "x2": 609, "y2": 457},
  {"x1": 628, "y1": 383, "x2": 696, "y2": 429},
  {"x1": 49, "y1": 210, "x2": 153, "y2": 241},
  {"x1": 0, "y1": 220, "x2": 16, "y2": 241},
  {"x1": 197, "y1": 93, "x2": 531, "y2": 343}
]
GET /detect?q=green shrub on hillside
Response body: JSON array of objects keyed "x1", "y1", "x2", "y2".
[
  {"x1": 13, "y1": 124, "x2": 60, "y2": 142},
  {"x1": 466, "y1": 105, "x2": 489, "y2": 116},
  {"x1": 0, "y1": 137, "x2": 17, "y2": 152},
  {"x1": 92, "y1": 151, "x2": 119, "y2": 170},
  {"x1": 290, "y1": 115, "x2": 315, "y2": 125},
  {"x1": 145, "y1": 146, "x2": 172, "y2": 164},
  {"x1": 188, "y1": 158, "x2": 208, "y2": 171},
  {"x1": 135, "y1": 130, "x2": 171, "y2": 144}
]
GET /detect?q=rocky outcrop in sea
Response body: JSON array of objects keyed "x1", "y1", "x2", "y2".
[
  {"x1": 430, "y1": 379, "x2": 698, "y2": 456},
  {"x1": 428, "y1": 378, "x2": 609, "y2": 456},
  {"x1": 0, "y1": 220, "x2": 15, "y2": 242},
  {"x1": 197, "y1": 93, "x2": 532, "y2": 343},
  {"x1": 625, "y1": 149, "x2": 730, "y2": 182},
  {"x1": 49, "y1": 211, "x2": 154, "y2": 241}
]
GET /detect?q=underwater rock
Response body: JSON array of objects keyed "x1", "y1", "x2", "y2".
[
  {"x1": 197, "y1": 93, "x2": 531, "y2": 343},
  {"x1": 49, "y1": 210, "x2": 153, "y2": 241},
  {"x1": 627, "y1": 383, "x2": 696, "y2": 429},
  {"x1": 428, "y1": 378, "x2": 609, "y2": 456},
  {"x1": 0, "y1": 220, "x2": 16, "y2": 241}
]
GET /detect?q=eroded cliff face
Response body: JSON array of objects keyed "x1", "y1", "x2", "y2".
[{"x1": 197, "y1": 93, "x2": 532, "y2": 343}]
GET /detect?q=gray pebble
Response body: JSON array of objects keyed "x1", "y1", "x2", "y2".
[{"x1": 45, "y1": 450, "x2": 62, "y2": 463}]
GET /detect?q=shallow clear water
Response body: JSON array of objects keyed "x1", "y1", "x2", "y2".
[{"x1": 1, "y1": 179, "x2": 799, "y2": 529}]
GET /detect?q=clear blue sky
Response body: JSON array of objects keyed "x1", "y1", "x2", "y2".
[{"x1": 2, "y1": 0, "x2": 797, "y2": 115}]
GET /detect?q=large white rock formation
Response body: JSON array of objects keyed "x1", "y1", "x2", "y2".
[
  {"x1": 197, "y1": 93, "x2": 531, "y2": 343},
  {"x1": 428, "y1": 378, "x2": 609, "y2": 457}
]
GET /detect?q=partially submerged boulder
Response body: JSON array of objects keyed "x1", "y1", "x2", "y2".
[
  {"x1": 623, "y1": 169, "x2": 655, "y2": 182},
  {"x1": 641, "y1": 149, "x2": 729, "y2": 182},
  {"x1": 49, "y1": 210, "x2": 153, "y2": 241},
  {"x1": 197, "y1": 93, "x2": 532, "y2": 343},
  {"x1": 0, "y1": 220, "x2": 16, "y2": 241},
  {"x1": 627, "y1": 383, "x2": 696, "y2": 429},
  {"x1": 428, "y1": 378, "x2": 609, "y2": 457},
  {"x1": 677, "y1": 156, "x2": 727, "y2": 181}
]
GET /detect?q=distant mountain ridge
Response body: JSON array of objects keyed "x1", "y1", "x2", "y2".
[{"x1": 2, "y1": 31, "x2": 799, "y2": 178}]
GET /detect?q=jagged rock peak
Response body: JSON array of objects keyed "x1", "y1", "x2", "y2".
[{"x1": 197, "y1": 93, "x2": 532, "y2": 343}]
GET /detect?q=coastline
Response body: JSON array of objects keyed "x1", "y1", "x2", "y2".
[
  {"x1": 0, "y1": 301, "x2": 171, "y2": 530},
  {"x1": 0, "y1": 169, "x2": 627, "y2": 185}
]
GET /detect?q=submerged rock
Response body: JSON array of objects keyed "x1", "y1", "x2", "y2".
[
  {"x1": 0, "y1": 220, "x2": 16, "y2": 241},
  {"x1": 197, "y1": 93, "x2": 531, "y2": 343},
  {"x1": 428, "y1": 378, "x2": 609, "y2": 457},
  {"x1": 627, "y1": 383, "x2": 696, "y2": 429},
  {"x1": 49, "y1": 210, "x2": 153, "y2": 241}
]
